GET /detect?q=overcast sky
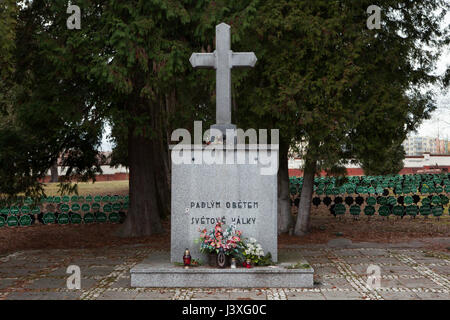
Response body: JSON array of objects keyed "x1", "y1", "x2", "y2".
[
  {"x1": 412, "y1": 11, "x2": 450, "y2": 139},
  {"x1": 414, "y1": 51, "x2": 450, "y2": 139}
]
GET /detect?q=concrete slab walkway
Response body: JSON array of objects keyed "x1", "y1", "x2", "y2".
[{"x1": 0, "y1": 240, "x2": 449, "y2": 300}]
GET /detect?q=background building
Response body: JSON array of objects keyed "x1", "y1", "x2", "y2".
[
  {"x1": 288, "y1": 153, "x2": 450, "y2": 176},
  {"x1": 402, "y1": 136, "x2": 450, "y2": 156}
]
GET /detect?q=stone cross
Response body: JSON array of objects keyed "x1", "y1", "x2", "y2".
[{"x1": 190, "y1": 23, "x2": 257, "y2": 136}]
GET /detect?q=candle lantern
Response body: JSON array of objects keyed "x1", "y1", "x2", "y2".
[
  {"x1": 246, "y1": 258, "x2": 252, "y2": 269},
  {"x1": 231, "y1": 258, "x2": 237, "y2": 269},
  {"x1": 217, "y1": 248, "x2": 226, "y2": 268},
  {"x1": 183, "y1": 248, "x2": 191, "y2": 267}
]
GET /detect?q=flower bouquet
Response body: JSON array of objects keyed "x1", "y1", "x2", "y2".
[
  {"x1": 242, "y1": 238, "x2": 266, "y2": 266},
  {"x1": 196, "y1": 222, "x2": 244, "y2": 267},
  {"x1": 197, "y1": 222, "x2": 243, "y2": 254},
  {"x1": 196, "y1": 222, "x2": 273, "y2": 267}
]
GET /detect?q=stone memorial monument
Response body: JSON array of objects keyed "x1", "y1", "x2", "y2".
[
  {"x1": 189, "y1": 22, "x2": 257, "y2": 138},
  {"x1": 171, "y1": 22, "x2": 277, "y2": 263},
  {"x1": 130, "y1": 23, "x2": 313, "y2": 288}
]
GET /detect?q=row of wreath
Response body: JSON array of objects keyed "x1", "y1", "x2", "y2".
[
  {"x1": 290, "y1": 185, "x2": 450, "y2": 195},
  {"x1": 0, "y1": 211, "x2": 127, "y2": 227},
  {"x1": 290, "y1": 180, "x2": 450, "y2": 188},
  {"x1": 290, "y1": 173, "x2": 450, "y2": 185},
  {"x1": 291, "y1": 172, "x2": 450, "y2": 179},
  {"x1": 39, "y1": 195, "x2": 129, "y2": 203},
  {"x1": 328, "y1": 204, "x2": 448, "y2": 217},
  {"x1": 3, "y1": 194, "x2": 129, "y2": 206},
  {"x1": 306, "y1": 194, "x2": 450, "y2": 207},
  {"x1": 0, "y1": 202, "x2": 129, "y2": 215}
]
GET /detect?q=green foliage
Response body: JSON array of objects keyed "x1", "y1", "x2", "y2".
[
  {"x1": 0, "y1": 0, "x2": 234, "y2": 197},
  {"x1": 233, "y1": 0, "x2": 450, "y2": 174},
  {"x1": 0, "y1": 1, "x2": 107, "y2": 198},
  {"x1": 361, "y1": 141, "x2": 406, "y2": 175},
  {"x1": 0, "y1": 0, "x2": 19, "y2": 114},
  {"x1": 0, "y1": 120, "x2": 45, "y2": 202},
  {"x1": 1, "y1": 0, "x2": 449, "y2": 210},
  {"x1": 254, "y1": 252, "x2": 274, "y2": 266},
  {"x1": 232, "y1": 250, "x2": 274, "y2": 266}
]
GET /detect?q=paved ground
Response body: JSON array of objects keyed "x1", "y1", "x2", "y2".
[{"x1": 0, "y1": 241, "x2": 449, "y2": 300}]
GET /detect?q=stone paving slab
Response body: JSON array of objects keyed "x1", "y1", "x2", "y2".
[
  {"x1": 286, "y1": 291, "x2": 326, "y2": 300},
  {"x1": 229, "y1": 291, "x2": 266, "y2": 300},
  {"x1": 398, "y1": 278, "x2": 439, "y2": 289},
  {"x1": 0, "y1": 243, "x2": 449, "y2": 300},
  {"x1": 192, "y1": 292, "x2": 231, "y2": 300},
  {"x1": 23, "y1": 278, "x2": 68, "y2": 290},
  {"x1": 134, "y1": 291, "x2": 174, "y2": 300},
  {"x1": 97, "y1": 291, "x2": 137, "y2": 300},
  {"x1": 0, "y1": 279, "x2": 16, "y2": 289},
  {"x1": 321, "y1": 290, "x2": 364, "y2": 300},
  {"x1": 414, "y1": 292, "x2": 450, "y2": 300}
]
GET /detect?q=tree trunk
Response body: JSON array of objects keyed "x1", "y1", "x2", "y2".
[
  {"x1": 50, "y1": 162, "x2": 58, "y2": 183},
  {"x1": 154, "y1": 132, "x2": 171, "y2": 219},
  {"x1": 294, "y1": 158, "x2": 316, "y2": 236},
  {"x1": 116, "y1": 130, "x2": 164, "y2": 237},
  {"x1": 277, "y1": 140, "x2": 293, "y2": 234}
]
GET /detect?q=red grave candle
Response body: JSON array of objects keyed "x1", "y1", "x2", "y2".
[{"x1": 183, "y1": 249, "x2": 191, "y2": 266}]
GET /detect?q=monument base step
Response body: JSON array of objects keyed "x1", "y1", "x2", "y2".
[{"x1": 130, "y1": 252, "x2": 314, "y2": 288}]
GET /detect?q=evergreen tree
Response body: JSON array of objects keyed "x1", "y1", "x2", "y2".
[
  {"x1": 230, "y1": 0, "x2": 450, "y2": 235},
  {"x1": 1, "y1": 0, "x2": 448, "y2": 238}
]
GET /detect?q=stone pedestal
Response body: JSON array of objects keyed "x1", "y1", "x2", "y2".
[
  {"x1": 131, "y1": 252, "x2": 314, "y2": 288},
  {"x1": 129, "y1": 147, "x2": 316, "y2": 288},
  {"x1": 170, "y1": 147, "x2": 278, "y2": 264}
]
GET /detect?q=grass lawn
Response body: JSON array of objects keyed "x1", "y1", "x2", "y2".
[
  {"x1": 0, "y1": 180, "x2": 448, "y2": 255},
  {"x1": 43, "y1": 180, "x2": 129, "y2": 196},
  {"x1": 285, "y1": 204, "x2": 449, "y2": 245}
]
